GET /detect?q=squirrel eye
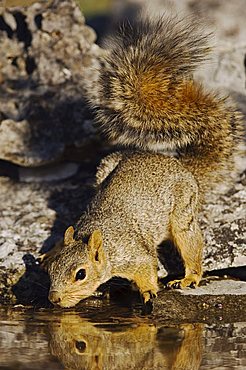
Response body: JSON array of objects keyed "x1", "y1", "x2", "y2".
[
  {"x1": 75, "y1": 269, "x2": 86, "y2": 281},
  {"x1": 75, "y1": 341, "x2": 87, "y2": 353}
]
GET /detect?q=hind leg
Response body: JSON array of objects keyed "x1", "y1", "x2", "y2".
[{"x1": 167, "y1": 191, "x2": 203, "y2": 289}]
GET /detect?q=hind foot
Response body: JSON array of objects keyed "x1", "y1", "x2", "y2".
[{"x1": 167, "y1": 274, "x2": 201, "y2": 290}]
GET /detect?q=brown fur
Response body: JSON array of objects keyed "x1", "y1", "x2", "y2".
[
  {"x1": 47, "y1": 153, "x2": 203, "y2": 307},
  {"x1": 88, "y1": 16, "x2": 242, "y2": 194},
  {"x1": 45, "y1": 15, "x2": 242, "y2": 308},
  {"x1": 48, "y1": 315, "x2": 203, "y2": 370}
]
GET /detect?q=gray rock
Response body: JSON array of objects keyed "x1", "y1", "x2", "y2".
[
  {"x1": 0, "y1": 0, "x2": 103, "y2": 166},
  {"x1": 181, "y1": 279, "x2": 246, "y2": 296},
  {"x1": 19, "y1": 162, "x2": 79, "y2": 182},
  {"x1": 201, "y1": 177, "x2": 246, "y2": 270},
  {"x1": 0, "y1": 0, "x2": 245, "y2": 304}
]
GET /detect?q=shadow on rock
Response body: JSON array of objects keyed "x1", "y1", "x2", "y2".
[
  {"x1": 40, "y1": 166, "x2": 97, "y2": 254},
  {"x1": 0, "y1": 78, "x2": 101, "y2": 166},
  {"x1": 158, "y1": 239, "x2": 185, "y2": 281},
  {"x1": 12, "y1": 253, "x2": 51, "y2": 307}
]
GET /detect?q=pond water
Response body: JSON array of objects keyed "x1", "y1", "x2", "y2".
[{"x1": 1, "y1": 306, "x2": 245, "y2": 370}]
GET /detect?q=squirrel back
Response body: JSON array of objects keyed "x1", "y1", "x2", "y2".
[{"x1": 88, "y1": 15, "x2": 242, "y2": 194}]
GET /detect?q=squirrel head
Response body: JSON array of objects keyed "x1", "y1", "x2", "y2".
[{"x1": 48, "y1": 226, "x2": 108, "y2": 308}]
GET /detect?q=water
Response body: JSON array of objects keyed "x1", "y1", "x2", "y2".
[{"x1": 0, "y1": 306, "x2": 245, "y2": 370}]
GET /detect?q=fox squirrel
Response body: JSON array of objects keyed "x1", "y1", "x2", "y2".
[
  {"x1": 46, "y1": 15, "x2": 242, "y2": 308},
  {"x1": 49, "y1": 315, "x2": 203, "y2": 370}
]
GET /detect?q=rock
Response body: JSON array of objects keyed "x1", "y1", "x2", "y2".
[
  {"x1": 201, "y1": 176, "x2": 246, "y2": 270},
  {"x1": 0, "y1": 0, "x2": 245, "y2": 304},
  {"x1": 0, "y1": 0, "x2": 103, "y2": 166},
  {"x1": 181, "y1": 278, "x2": 246, "y2": 296},
  {"x1": 154, "y1": 284, "x2": 246, "y2": 323},
  {"x1": 3, "y1": 1, "x2": 41, "y2": 6},
  {"x1": 19, "y1": 162, "x2": 79, "y2": 182}
]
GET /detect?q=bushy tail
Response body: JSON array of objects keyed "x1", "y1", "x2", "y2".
[
  {"x1": 178, "y1": 106, "x2": 242, "y2": 194},
  {"x1": 88, "y1": 15, "x2": 242, "y2": 193}
]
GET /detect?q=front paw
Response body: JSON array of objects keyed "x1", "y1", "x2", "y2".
[
  {"x1": 143, "y1": 290, "x2": 157, "y2": 303},
  {"x1": 141, "y1": 290, "x2": 157, "y2": 315}
]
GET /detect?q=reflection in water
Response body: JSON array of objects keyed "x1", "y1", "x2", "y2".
[
  {"x1": 0, "y1": 310, "x2": 245, "y2": 369},
  {"x1": 49, "y1": 315, "x2": 203, "y2": 370}
]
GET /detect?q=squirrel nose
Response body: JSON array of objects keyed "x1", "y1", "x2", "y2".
[{"x1": 49, "y1": 290, "x2": 61, "y2": 304}]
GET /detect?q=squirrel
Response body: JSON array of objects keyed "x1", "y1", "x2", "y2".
[
  {"x1": 49, "y1": 315, "x2": 203, "y2": 370},
  {"x1": 45, "y1": 15, "x2": 242, "y2": 309}
]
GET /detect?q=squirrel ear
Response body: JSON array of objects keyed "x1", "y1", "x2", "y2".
[
  {"x1": 88, "y1": 230, "x2": 104, "y2": 262},
  {"x1": 64, "y1": 226, "x2": 75, "y2": 245}
]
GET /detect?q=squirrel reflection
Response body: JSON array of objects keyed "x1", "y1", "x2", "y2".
[{"x1": 48, "y1": 315, "x2": 203, "y2": 370}]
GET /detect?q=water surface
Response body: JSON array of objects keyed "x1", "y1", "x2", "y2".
[{"x1": 1, "y1": 306, "x2": 245, "y2": 370}]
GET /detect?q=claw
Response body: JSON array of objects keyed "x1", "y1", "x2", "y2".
[
  {"x1": 149, "y1": 292, "x2": 157, "y2": 299},
  {"x1": 166, "y1": 275, "x2": 200, "y2": 290},
  {"x1": 173, "y1": 282, "x2": 181, "y2": 289},
  {"x1": 189, "y1": 281, "x2": 196, "y2": 289},
  {"x1": 141, "y1": 290, "x2": 157, "y2": 314},
  {"x1": 166, "y1": 280, "x2": 182, "y2": 290},
  {"x1": 143, "y1": 290, "x2": 157, "y2": 304}
]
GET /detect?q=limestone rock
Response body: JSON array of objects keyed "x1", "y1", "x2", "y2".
[
  {"x1": 201, "y1": 178, "x2": 246, "y2": 270},
  {"x1": 0, "y1": 0, "x2": 245, "y2": 304},
  {"x1": 0, "y1": 0, "x2": 102, "y2": 166}
]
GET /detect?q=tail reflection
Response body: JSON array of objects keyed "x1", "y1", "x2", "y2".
[{"x1": 48, "y1": 315, "x2": 203, "y2": 370}]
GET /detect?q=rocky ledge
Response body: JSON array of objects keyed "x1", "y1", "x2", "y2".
[{"x1": 0, "y1": 0, "x2": 245, "y2": 306}]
